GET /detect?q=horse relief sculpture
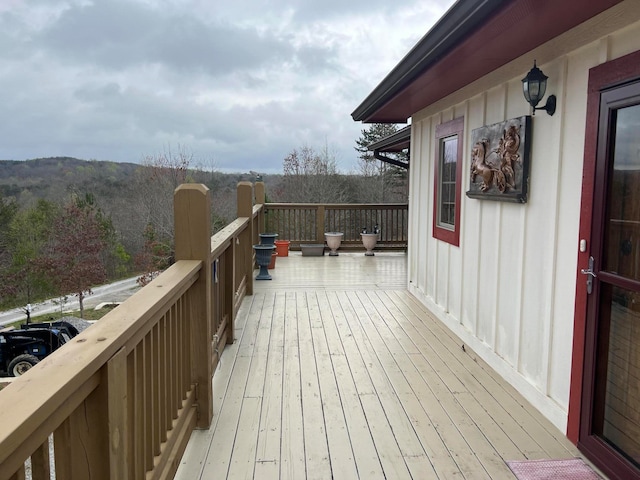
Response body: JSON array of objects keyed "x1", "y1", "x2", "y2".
[
  {"x1": 470, "y1": 138, "x2": 497, "y2": 192},
  {"x1": 467, "y1": 116, "x2": 531, "y2": 203}
]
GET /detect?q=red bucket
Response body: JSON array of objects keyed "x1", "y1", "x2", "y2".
[
  {"x1": 268, "y1": 252, "x2": 277, "y2": 269},
  {"x1": 274, "y1": 240, "x2": 290, "y2": 257}
]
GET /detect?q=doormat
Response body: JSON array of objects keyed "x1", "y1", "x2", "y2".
[{"x1": 506, "y1": 458, "x2": 602, "y2": 480}]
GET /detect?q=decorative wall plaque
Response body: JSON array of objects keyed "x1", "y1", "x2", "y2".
[{"x1": 466, "y1": 115, "x2": 531, "y2": 203}]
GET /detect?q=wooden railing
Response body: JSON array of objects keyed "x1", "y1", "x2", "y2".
[
  {"x1": 265, "y1": 203, "x2": 408, "y2": 250},
  {"x1": 0, "y1": 182, "x2": 264, "y2": 480}
]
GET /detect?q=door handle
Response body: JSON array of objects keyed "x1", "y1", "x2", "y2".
[
  {"x1": 580, "y1": 256, "x2": 596, "y2": 294},
  {"x1": 580, "y1": 268, "x2": 596, "y2": 277}
]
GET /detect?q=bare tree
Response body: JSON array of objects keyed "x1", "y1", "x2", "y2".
[
  {"x1": 279, "y1": 143, "x2": 349, "y2": 203},
  {"x1": 131, "y1": 144, "x2": 194, "y2": 259}
]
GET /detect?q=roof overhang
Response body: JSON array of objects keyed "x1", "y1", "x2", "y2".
[
  {"x1": 367, "y1": 125, "x2": 411, "y2": 153},
  {"x1": 368, "y1": 125, "x2": 411, "y2": 169},
  {"x1": 352, "y1": 0, "x2": 624, "y2": 123}
]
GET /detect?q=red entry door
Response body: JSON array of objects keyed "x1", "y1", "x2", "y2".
[{"x1": 579, "y1": 79, "x2": 640, "y2": 480}]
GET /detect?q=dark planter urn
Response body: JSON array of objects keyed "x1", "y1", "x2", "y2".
[
  {"x1": 259, "y1": 233, "x2": 278, "y2": 245},
  {"x1": 253, "y1": 244, "x2": 276, "y2": 280}
]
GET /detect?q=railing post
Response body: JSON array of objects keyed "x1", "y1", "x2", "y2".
[
  {"x1": 237, "y1": 182, "x2": 254, "y2": 296},
  {"x1": 316, "y1": 205, "x2": 325, "y2": 244},
  {"x1": 174, "y1": 184, "x2": 213, "y2": 428},
  {"x1": 255, "y1": 181, "x2": 265, "y2": 234},
  {"x1": 255, "y1": 181, "x2": 265, "y2": 204}
]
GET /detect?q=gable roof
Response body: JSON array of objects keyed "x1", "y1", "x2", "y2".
[{"x1": 352, "y1": 0, "x2": 623, "y2": 123}]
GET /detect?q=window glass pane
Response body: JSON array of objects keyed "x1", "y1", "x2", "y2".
[
  {"x1": 447, "y1": 183, "x2": 455, "y2": 203},
  {"x1": 441, "y1": 184, "x2": 450, "y2": 204},
  {"x1": 445, "y1": 205, "x2": 454, "y2": 225},
  {"x1": 443, "y1": 138, "x2": 457, "y2": 181}
]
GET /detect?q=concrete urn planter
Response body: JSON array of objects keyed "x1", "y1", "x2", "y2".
[
  {"x1": 324, "y1": 232, "x2": 344, "y2": 256},
  {"x1": 360, "y1": 233, "x2": 378, "y2": 256}
]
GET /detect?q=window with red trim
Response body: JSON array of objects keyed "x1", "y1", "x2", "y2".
[{"x1": 433, "y1": 117, "x2": 463, "y2": 246}]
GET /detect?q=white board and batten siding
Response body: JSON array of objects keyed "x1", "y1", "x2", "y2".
[{"x1": 407, "y1": 4, "x2": 640, "y2": 433}]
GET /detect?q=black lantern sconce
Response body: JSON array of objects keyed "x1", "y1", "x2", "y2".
[{"x1": 522, "y1": 60, "x2": 556, "y2": 116}]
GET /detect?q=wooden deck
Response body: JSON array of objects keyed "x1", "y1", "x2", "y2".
[{"x1": 175, "y1": 252, "x2": 581, "y2": 479}]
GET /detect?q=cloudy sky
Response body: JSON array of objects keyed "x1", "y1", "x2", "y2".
[{"x1": 0, "y1": 0, "x2": 454, "y2": 174}]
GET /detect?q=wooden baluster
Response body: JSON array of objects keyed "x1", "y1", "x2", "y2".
[
  {"x1": 317, "y1": 205, "x2": 325, "y2": 244},
  {"x1": 108, "y1": 348, "x2": 128, "y2": 480},
  {"x1": 60, "y1": 378, "x2": 109, "y2": 479},
  {"x1": 152, "y1": 325, "x2": 161, "y2": 456},
  {"x1": 9, "y1": 466, "x2": 25, "y2": 480},
  {"x1": 143, "y1": 334, "x2": 153, "y2": 471},
  {"x1": 168, "y1": 305, "x2": 177, "y2": 426},
  {"x1": 160, "y1": 315, "x2": 168, "y2": 443},
  {"x1": 225, "y1": 244, "x2": 235, "y2": 344},
  {"x1": 54, "y1": 419, "x2": 71, "y2": 479},
  {"x1": 126, "y1": 346, "x2": 137, "y2": 480},
  {"x1": 30, "y1": 439, "x2": 50, "y2": 480}
]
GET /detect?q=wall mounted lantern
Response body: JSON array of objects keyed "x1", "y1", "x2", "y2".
[{"x1": 522, "y1": 61, "x2": 556, "y2": 116}]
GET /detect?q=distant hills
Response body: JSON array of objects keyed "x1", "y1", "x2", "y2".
[{"x1": 0, "y1": 157, "x2": 141, "y2": 203}]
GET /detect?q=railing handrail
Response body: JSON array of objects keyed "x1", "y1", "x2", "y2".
[
  {"x1": 266, "y1": 202, "x2": 408, "y2": 208},
  {"x1": 211, "y1": 217, "x2": 249, "y2": 258}
]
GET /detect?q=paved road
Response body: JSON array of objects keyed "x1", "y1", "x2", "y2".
[{"x1": 0, "y1": 277, "x2": 140, "y2": 327}]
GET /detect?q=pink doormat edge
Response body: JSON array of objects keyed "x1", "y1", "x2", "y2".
[{"x1": 507, "y1": 458, "x2": 602, "y2": 480}]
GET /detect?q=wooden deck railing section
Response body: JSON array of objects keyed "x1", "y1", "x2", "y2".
[
  {"x1": 265, "y1": 202, "x2": 408, "y2": 250},
  {"x1": 0, "y1": 182, "x2": 264, "y2": 480}
]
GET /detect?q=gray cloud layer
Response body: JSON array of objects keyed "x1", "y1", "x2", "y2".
[{"x1": 0, "y1": 0, "x2": 453, "y2": 173}]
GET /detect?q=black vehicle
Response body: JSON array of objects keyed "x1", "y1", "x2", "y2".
[{"x1": 0, "y1": 321, "x2": 80, "y2": 377}]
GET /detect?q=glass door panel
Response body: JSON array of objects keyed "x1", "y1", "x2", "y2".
[
  {"x1": 602, "y1": 105, "x2": 640, "y2": 281},
  {"x1": 591, "y1": 101, "x2": 640, "y2": 472},
  {"x1": 594, "y1": 284, "x2": 640, "y2": 467}
]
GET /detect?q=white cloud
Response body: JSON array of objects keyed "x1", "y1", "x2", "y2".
[{"x1": 0, "y1": 0, "x2": 455, "y2": 173}]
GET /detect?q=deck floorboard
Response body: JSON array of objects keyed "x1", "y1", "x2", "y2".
[{"x1": 176, "y1": 253, "x2": 582, "y2": 479}]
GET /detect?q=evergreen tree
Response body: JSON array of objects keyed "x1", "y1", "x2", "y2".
[
  {"x1": 0, "y1": 194, "x2": 18, "y2": 269},
  {"x1": 354, "y1": 123, "x2": 409, "y2": 202},
  {"x1": 0, "y1": 200, "x2": 57, "y2": 308}
]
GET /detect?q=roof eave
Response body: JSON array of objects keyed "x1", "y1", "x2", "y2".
[
  {"x1": 367, "y1": 125, "x2": 411, "y2": 152},
  {"x1": 351, "y1": 0, "x2": 506, "y2": 123},
  {"x1": 353, "y1": 0, "x2": 625, "y2": 123}
]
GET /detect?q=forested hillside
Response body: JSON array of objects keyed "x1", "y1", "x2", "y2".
[
  {"x1": 0, "y1": 156, "x2": 266, "y2": 310},
  {"x1": 0, "y1": 141, "x2": 407, "y2": 311},
  {"x1": 0, "y1": 157, "x2": 139, "y2": 202}
]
